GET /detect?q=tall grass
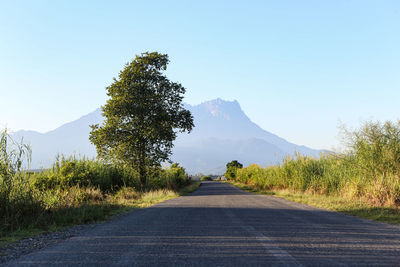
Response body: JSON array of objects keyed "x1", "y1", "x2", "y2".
[
  {"x1": 31, "y1": 157, "x2": 189, "y2": 192},
  {"x1": 229, "y1": 120, "x2": 400, "y2": 207},
  {"x1": 0, "y1": 128, "x2": 192, "y2": 237},
  {"x1": 31, "y1": 156, "x2": 136, "y2": 192},
  {"x1": 0, "y1": 129, "x2": 43, "y2": 232}
]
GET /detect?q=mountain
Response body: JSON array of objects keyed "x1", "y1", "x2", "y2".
[
  {"x1": 12, "y1": 98, "x2": 321, "y2": 174},
  {"x1": 13, "y1": 109, "x2": 102, "y2": 168},
  {"x1": 172, "y1": 98, "x2": 320, "y2": 173}
]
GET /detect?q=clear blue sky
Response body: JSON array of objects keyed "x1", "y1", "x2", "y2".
[{"x1": 1, "y1": 0, "x2": 399, "y2": 150}]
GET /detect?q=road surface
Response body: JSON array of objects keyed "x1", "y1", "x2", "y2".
[{"x1": 5, "y1": 181, "x2": 400, "y2": 266}]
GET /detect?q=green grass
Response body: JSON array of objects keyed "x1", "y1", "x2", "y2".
[
  {"x1": 227, "y1": 120, "x2": 400, "y2": 209},
  {"x1": 1, "y1": 130, "x2": 196, "y2": 247},
  {"x1": 231, "y1": 181, "x2": 400, "y2": 225},
  {"x1": 178, "y1": 181, "x2": 202, "y2": 195},
  {"x1": 0, "y1": 181, "x2": 200, "y2": 250}
]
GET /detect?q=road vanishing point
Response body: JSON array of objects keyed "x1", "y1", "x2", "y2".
[{"x1": 5, "y1": 182, "x2": 400, "y2": 266}]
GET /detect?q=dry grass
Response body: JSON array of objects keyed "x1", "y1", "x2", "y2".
[
  {"x1": 231, "y1": 181, "x2": 400, "y2": 225},
  {"x1": 0, "y1": 181, "x2": 200, "y2": 250}
]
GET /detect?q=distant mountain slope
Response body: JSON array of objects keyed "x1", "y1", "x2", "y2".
[
  {"x1": 13, "y1": 99, "x2": 322, "y2": 174},
  {"x1": 177, "y1": 98, "x2": 317, "y2": 156},
  {"x1": 13, "y1": 109, "x2": 102, "y2": 168},
  {"x1": 171, "y1": 138, "x2": 286, "y2": 174}
]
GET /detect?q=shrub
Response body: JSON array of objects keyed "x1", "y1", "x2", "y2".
[
  {"x1": 0, "y1": 128, "x2": 191, "y2": 236},
  {"x1": 0, "y1": 129, "x2": 44, "y2": 233},
  {"x1": 225, "y1": 160, "x2": 243, "y2": 180},
  {"x1": 40, "y1": 186, "x2": 104, "y2": 209},
  {"x1": 31, "y1": 156, "x2": 138, "y2": 192},
  {"x1": 201, "y1": 175, "x2": 212, "y2": 181},
  {"x1": 147, "y1": 163, "x2": 189, "y2": 190},
  {"x1": 229, "y1": 120, "x2": 400, "y2": 207},
  {"x1": 114, "y1": 186, "x2": 139, "y2": 200}
]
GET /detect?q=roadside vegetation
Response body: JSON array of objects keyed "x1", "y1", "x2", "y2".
[
  {"x1": 89, "y1": 52, "x2": 193, "y2": 191},
  {"x1": 200, "y1": 175, "x2": 212, "y2": 181},
  {"x1": 1, "y1": 51, "x2": 197, "y2": 247},
  {"x1": 0, "y1": 129, "x2": 199, "y2": 248},
  {"x1": 226, "y1": 120, "x2": 400, "y2": 224}
]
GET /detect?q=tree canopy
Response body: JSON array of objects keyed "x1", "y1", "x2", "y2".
[
  {"x1": 225, "y1": 160, "x2": 243, "y2": 180},
  {"x1": 89, "y1": 52, "x2": 194, "y2": 190}
]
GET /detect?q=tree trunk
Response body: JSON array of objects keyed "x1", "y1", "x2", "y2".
[
  {"x1": 139, "y1": 162, "x2": 146, "y2": 192},
  {"x1": 138, "y1": 141, "x2": 147, "y2": 192}
]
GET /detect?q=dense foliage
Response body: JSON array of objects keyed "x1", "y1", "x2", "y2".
[
  {"x1": 225, "y1": 160, "x2": 243, "y2": 180},
  {"x1": 201, "y1": 175, "x2": 212, "y2": 181},
  {"x1": 0, "y1": 129, "x2": 40, "y2": 232},
  {"x1": 31, "y1": 156, "x2": 134, "y2": 192},
  {"x1": 227, "y1": 120, "x2": 400, "y2": 207},
  {"x1": 148, "y1": 163, "x2": 189, "y2": 190},
  {"x1": 0, "y1": 128, "x2": 191, "y2": 235},
  {"x1": 90, "y1": 52, "x2": 194, "y2": 190}
]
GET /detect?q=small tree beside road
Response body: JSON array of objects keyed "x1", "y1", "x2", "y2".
[
  {"x1": 90, "y1": 52, "x2": 194, "y2": 191},
  {"x1": 225, "y1": 160, "x2": 243, "y2": 180}
]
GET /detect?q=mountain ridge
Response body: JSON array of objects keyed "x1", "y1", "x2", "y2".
[{"x1": 13, "y1": 98, "x2": 322, "y2": 174}]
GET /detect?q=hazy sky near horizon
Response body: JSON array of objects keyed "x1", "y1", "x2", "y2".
[{"x1": 1, "y1": 0, "x2": 399, "y2": 150}]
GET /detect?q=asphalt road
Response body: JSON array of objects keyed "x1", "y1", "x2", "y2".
[{"x1": 5, "y1": 182, "x2": 400, "y2": 266}]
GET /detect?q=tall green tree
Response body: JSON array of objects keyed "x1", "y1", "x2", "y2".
[{"x1": 90, "y1": 52, "x2": 194, "y2": 190}]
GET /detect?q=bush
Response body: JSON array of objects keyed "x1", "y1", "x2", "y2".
[
  {"x1": 229, "y1": 120, "x2": 400, "y2": 207},
  {"x1": 113, "y1": 186, "x2": 140, "y2": 201},
  {"x1": 32, "y1": 158, "x2": 190, "y2": 193},
  {"x1": 0, "y1": 128, "x2": 192, "y2": 236},
  {"x1": 40, "y1": 186, "x2": 104, "y2": 209},
  {"x1": 201, "y1": 175, "x2": 212, "y2": 181},
  {"x1": 31, "y1": 156, "x2": 137, "y2": 192},
  {"x1": 225, "y1": 160, "x2": 243, "y2": 180},
  {"x1": 147, "y1": 163, "x2": 189, "y2": 190},
  {"x1": 0, "y1": 129, "x2": 44, "y2": 233}
]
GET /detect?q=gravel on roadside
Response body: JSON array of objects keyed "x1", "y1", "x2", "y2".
[{"x1": 0, "y1": 223, "x2": 99, "y2": 264}]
